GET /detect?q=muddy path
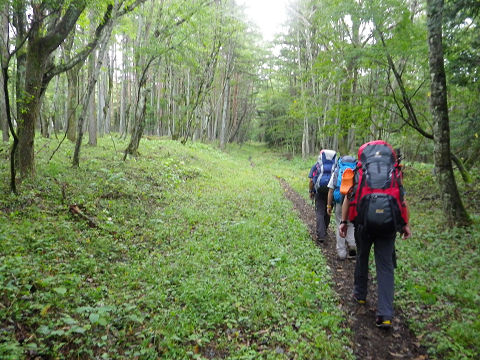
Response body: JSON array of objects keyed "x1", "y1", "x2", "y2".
[{"x1": 278, "y1": 178, "x2": 429, "y2": 360}]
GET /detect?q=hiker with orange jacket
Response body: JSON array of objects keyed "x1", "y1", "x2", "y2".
[
  {"x1": 326, "y1": 155, "x2": 357, "y2": 260},
  {"x1": 339, "y1": 141, "x2": 411, "y2": 329}
]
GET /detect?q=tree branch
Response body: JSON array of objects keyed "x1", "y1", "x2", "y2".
[
  {"x1": 42, "y1": 4, "x2": 113, "y2": 84},
  {"x1": 451, "y1": 152, "x2": 471, "y2": 184},
  {"x1": 376, "y1": 27, "x2": 434, "y2": 139},
  {"x1": 43, "y1": 0, "x2": 147, "y2": 84}
]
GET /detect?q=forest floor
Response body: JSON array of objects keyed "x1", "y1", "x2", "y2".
[
  {"x1": 278, "y1": 178, "x2": 429, "y2": 360},
  {"x1": 2, "y1": 138, "x2": 478, "y2": 359}
]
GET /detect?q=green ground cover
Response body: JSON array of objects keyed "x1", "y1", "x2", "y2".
[
  {"x1": 1, "y1": 138, "x2": 479, "y2": 359},
  {"x1": 395, "y1": 164, "x2": 480, "y2": 359},
  {"x1": 0, "y1": 138, "x2": 352, "y2": 359}
]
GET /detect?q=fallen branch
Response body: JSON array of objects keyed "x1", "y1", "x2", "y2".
[{"x1": 69, "y1": 204, "x2": 98, "y2": 228}]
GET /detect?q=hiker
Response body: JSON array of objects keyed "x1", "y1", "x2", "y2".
[
  {"x1": 327, "y1": 155, "x2": 357, "y2": 260},
  {"x1": 339, "y1": 140, "x2": 411, "y2": 329},
  {"x1": 308, "y1": 149, "x2": 337, "y2": 243}
]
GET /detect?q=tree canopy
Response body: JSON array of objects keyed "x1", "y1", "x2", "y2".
[{"x1": 1, "y1": 0, "x2": 478, "y2": 222}]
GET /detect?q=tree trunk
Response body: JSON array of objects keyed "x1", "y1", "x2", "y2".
[
  {"x1": 124, "y1": 84, "x2": 149, "y2": 158},
  {"x1": 18, "y1": 41, "x2": 46, "y2": 177},
  {"x1": 0, "y1": 5, "x2": 8, "y2": 142},
  {"x1": 13, "y1": 3, "x2": 27, "y2": 140},
  {"x1": 123, "y1": 2, "x2": 159, "y2": 155},
  {"x1": 332, "y1": 79, "x2": 342, "y2": 151},
  {"x1": 97, "y1": 66, "x2": 105, "y2": 137},
  {"x1": 156, "y1": 75, "x2": 164, "y2": 136},
  {"x1": 67, "y1": 68, "x2": 81, "y2": 141},
  {"x1": 120, "y1": 36, "x2": 129, "y2": 136},
  {"x1": 16, "y1": 2, "x2": 100, "y2": 177},
  {"x1": 39, "y1": 89, "x2": 50, "y2": 138},
  {"x1": 297, "y1": 27, "x2": 309, "y2": 158},
  {"x1": 2, "y1": 64, "x2": 19, "y2": 193},
  {"x1": 50, "y1": 74, "x2": 62, "y2": 136},
  {"x1": 88, "y1": 45, "x2": 97, "y2": 146},
  {"x1": 228, "y1": 81, "x2": 251, "y2": 143},
  {"x1": 219, "y1": 80, "x2": 230, "y2": 150},
  {"x1": 212, "y1": 79, "x2": 222, "y2": 141},
  {"x1": 426, "y1": 0, "x2": 470, "y2": 227},
  {"x1": 64, "y1": 39, "x2": 81, "y2": 141},
  {"x1": 104, "y1": 49, "x2": 114, "y2": 134},
  {"x1": 73, "y1": 17, "x2": 115, "y2": 166},
  {"x1": 14, "y1": 2, "x2": 141, "y2": 177},
  {"x1": 0, "y1": 69, "x2": 8, "y2": 141},
  {"x1": 171, "y1": 70, "x2": 177, "y2": 138}
]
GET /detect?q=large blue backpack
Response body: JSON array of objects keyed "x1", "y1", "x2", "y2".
[
  {"x1": 333, "y1": 155, "x2": 357, "y2": 203},
  {"x1": 313, "y1": 150, "x2": 337, "y2": 193}
]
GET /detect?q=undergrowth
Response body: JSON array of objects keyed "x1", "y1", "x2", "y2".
[
  {"x1": 1, "y1": 138, "x2": 478, "y2": 359},
  {"x1": 396, "y1": 163, "x2": 480, "y2": 360},
  {"x1": 0, "y1": 137, "x2": 352, "y2": 359}
]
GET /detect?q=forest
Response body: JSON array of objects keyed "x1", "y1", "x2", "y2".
[{"x1": 0, "y1": 0, "x2": 479, "y2": 359}]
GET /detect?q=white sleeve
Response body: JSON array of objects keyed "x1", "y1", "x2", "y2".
[{"x1": 327, "y1": 168, "x2": 337, "y2": 189}]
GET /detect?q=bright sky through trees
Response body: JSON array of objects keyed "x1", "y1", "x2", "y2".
[{"x1": 236, "y1": 0, "x2": 289, "y2": 41}]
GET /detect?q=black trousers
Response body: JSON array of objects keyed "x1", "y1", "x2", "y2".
[
  {"x1": 314, "y1": 190, "x2": 330, "y2": 239},
  {"x1": 354, "y1": 225, "x2": 396, "y2": 319}
]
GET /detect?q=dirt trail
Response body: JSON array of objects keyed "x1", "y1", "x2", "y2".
[{"x1": 278, "y1": 178, "x2": 428, "y2": 360}]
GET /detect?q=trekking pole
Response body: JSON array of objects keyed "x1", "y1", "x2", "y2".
[
  {"x1": 396, "y1": 148, "x2": 404, "y2": 172},
  {"x1": 396, "y1": 148, "x2": 403, "y2": 164}
]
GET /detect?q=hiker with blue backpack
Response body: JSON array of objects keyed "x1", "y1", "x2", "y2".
[
  {"x1": 326, "y1": 155, "x2": 357, "y2": 260},
  {"x1": 308, "y1": 149, "x2": 337, "y2": 243},
  {"x1": 339, "y1": 140, "x2": 411, "y2": 329}
]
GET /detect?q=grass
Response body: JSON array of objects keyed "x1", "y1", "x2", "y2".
[
  {"x1": 1, "y1": 137, "x2": 479, "y2": 359},
  {"x1": 0, "y1": 137, "x2": 352, "y2": 359},
  {"x1": 395, "y1": 163, "x2": 480, "y2": 360},
  {"x1": 240, "y1": 148, "x2": 480, "y2": 360}
]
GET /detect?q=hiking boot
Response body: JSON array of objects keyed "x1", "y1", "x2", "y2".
[
  {"x1": 317, "y1": 237, "x2": 326, "y2": 244},
  {"x1": 375, "y1": 316, "x2": 392, "y2": 329},
  {"x1": 348, "y1": 248, "x2": 357, "y2": 258},
  {"x1": 352, "y1": 294, "x2": 366, "y2": 305}
]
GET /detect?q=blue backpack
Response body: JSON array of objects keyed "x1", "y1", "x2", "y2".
[
  {"x1": 313, "y1": 150, "x2": 337, "y2": 193},
  {"x1": 333, "y1": 156, "x2": 357, "y2": 203}
]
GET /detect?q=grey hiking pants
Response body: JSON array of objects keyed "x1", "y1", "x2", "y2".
[
  {"x1": 314, "y1": 190, "x2": 330, "y2": 240},
  {"x1": 354, "y1": 225, "x2": 396, "y2": 319},
  {"x1": 334, "y1": 202, "x2": 355, "y2": 258}
]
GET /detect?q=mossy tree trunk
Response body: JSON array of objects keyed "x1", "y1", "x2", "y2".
[
  {"x1": 124, "y1": 84, "x2": 149, "y2": 159},
  {"x1": 426, "y1": 0, "x2": 471, "y2": 227},
  {"x1": 0, "y1": 3, "x2": 8, "y2": 142},
  {"x1": 16, "y1": 2, "x2": 87, "y2": 178}
]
